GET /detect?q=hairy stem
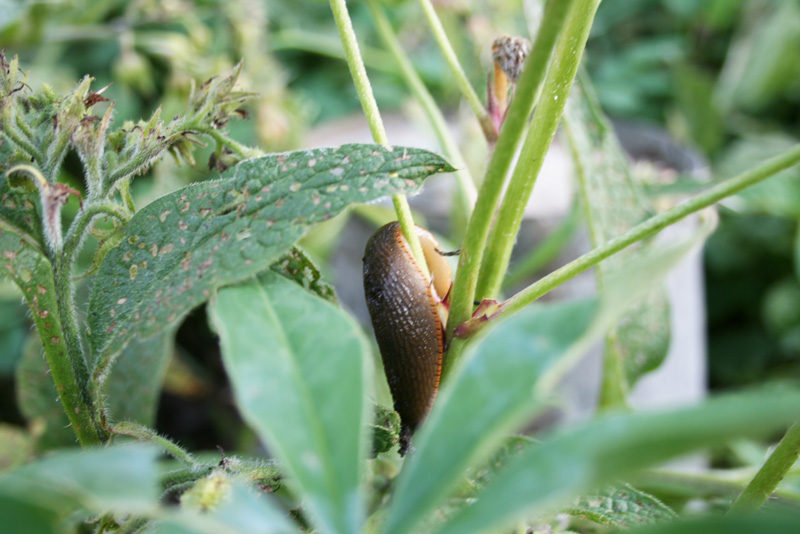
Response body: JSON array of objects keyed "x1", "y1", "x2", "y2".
[
  {"x1": 368, "y1": 0, "x2": 476, "y2": 213},
  {"x1": 443, "y1": 0, "x2": 578, "y2": 378},
  {"x1": 730, "y1": 421, "x2": 800, "y2": 513},
  {"x1": 113, "y1": 421, "x2": 199, "y2": 466},
  {"x1": 476, "y1": 0, "x2": 600, "y2": 301},
  {"x1": 418, "y1": 0, "x2": 494, "y2": 140},
  {"x1": 478, "y1": 144, "x2": 800, "y2": 332},
  {"x1": 329, "y1": 0, "x2": 429, "y2": 277},
  {"x1": 192, "y1": 124, "x2": 265, "y2": 160}
]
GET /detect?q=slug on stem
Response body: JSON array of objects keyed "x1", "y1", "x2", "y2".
[{"x1": 363, "y1": 221, "x2": 452, "y2": 454}]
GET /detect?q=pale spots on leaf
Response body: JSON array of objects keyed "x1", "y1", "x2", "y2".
[
  {"x1": 290, "y1": 183, "x2": 302, "y2": 192},
  {"x1": 181, "y1": 253, "x2": 192, "y2": 271},
  {"x1": 109, "y1": 308, "x2": 115, "y2": 318},
  {"x1": 150, "y1": 243, "x2": 159, "y2": 257},
  {"x1": 159, "y1": 243, "x2": 175, "y2": 255},
  {"x1": 37, "y1": 285, "x2": 46, "y2": 294},
  {"x1": 50, "y1": 336, "x2": 61, "y2": 345},
  {"x1": 130, "y1": 264, "x2": 138, "y2": 280},
  {"x1": 128, "y1": 235, "x2": 140, "y2": 245},
  {"x1": 405, "y1": 179, "x2": 416, "y2": 188},
  {"x1": 308, "y1": 158, "x2": 317, "y2": 167},
  {"x1": 275, "y1": 199, "x2": 285, "y2": 208},
  {"x1": 236, "y1": 228, "x2": 251, "y2": 241},
  {"x1": 325, "y1": 185, "x2": 337, "y2": 193},
  {"x1": 277, "y1": 155, "x2": 286, "y2": 165},
  {"x1": 117, "y1": 297, "x2": 128, "y2": 305},
  {"x1": 200, "y1": 208, "x2": 213, "y2": 217},
  {"x1": 37, "y1": 309, "x2": 49, "y2": 319},
  {"x1": 179, "y1": 220, "x2": 188, "y2": 231},
  {"x1": 261, "y1": 186, "x2": 271, "y2": 194},
  {"x1": 359, "y1": 187, "x2": 368, "y2": 193},
  {"x1": 324, "y1": 202, "x2": 331, "y2": 209},
  {"x1": 341, "y1": 155, "x2": 350, "y2": 164},
  {"x1": 123, "y1": 252, "x2": 133, "y2": 262},
  {"x1": 2, "y1": 250, "x2": 16, "y2": 260},
  {"x1": 3, "y1": 199, "x2": 16, "y2": 209},
  {"x1": 330, "y1": 167, "x2": 344, "y2": 176},
  {"x1": 159, "y1": 210, "x2": 171, "y2": 223},
  {"x1": 340, "y1": 185, "x2": 349, "y2": 192},
  {"x1": 255, "y1": 195, "x2": 263, "y2": 202},
  {"x1": 312, "y1": 193, "x2": 321, "y2": 205},
  {"x1": 140, "y1": 261, "x2": 148, "y2": 269}
]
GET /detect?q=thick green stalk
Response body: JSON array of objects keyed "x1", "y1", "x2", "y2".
[
  {"x1": 417, "y1": 0, "x2": 494, "y2": 140},
  {"x1": 367, "y1": 0, "x2": 476, "y2": 213},
  {"x1": 329, "y1": 0, "x2": 428, "y2": 277},
  {"x1": 443, "y1": 0, "x2": 578, "y2": 378},
  {"x1": 730, "y1": 421, "x2": 800, "y2": 513},
  {"x1": 477, "y1": 144, "x2": 800, "y2": 331},
  {"x1": 476, "y1": 0, "x2": 600, "y2": 301}
]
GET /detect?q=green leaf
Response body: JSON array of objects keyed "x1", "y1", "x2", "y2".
[
  {"x1": 208, "y1": 271, "x2": 370, "y2": 534},
  {"x1": 384, "y1": 217, "x2": 715, "y2": 534},
  {"x1": 563, "y1": 76, "x2": 670, "y2": 398},
  {"x1": 562, "y1": 484, "x2": 677, "y2": 529},
  {"x1": 88, "y1": 144, "x2": 452, "y2": 357},
  {"x1": 382, "y1": 299, "x2": 600, "y2": 534},
  {"x1": 624, "y1": 514, "x2": 800, "y2": 534},
  {"x1": 15, "y1": 334, "x2": 75, "y2": 450},
  {"x1": 104, "y1": 329, "x2": 175, "y2": 426},
  {"x1": 0, "y1": 444, "x2": 159, "y2": 519},
  {"x1": 439, "y1": 388, "x2": 800, "y2": 534}
]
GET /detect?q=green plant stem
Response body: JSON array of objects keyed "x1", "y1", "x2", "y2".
[
  {"x1": 329, "y1": 0, "x2": 429, "y2": 277},
  {"x1": 479, "y1": 143, "x2": 800, "y2": 332},
  {"x1": 476, "y1": 0, "x2": 600, "y2": 302},
  {"x1": 192, "y1": 124, "x2": 265, "y2": 160},
  {"x1": 2, "y1": 121, "x2": 45, "y2": 164},
  {"x1": 730, "y1": 421, "x2": 800, "y2": 513},
  {"x1": 112, "y1": 422, "x2": 199, "y2": 466},
  {"x1": 417, "y1": 0, "x2": 494, "y2": 141},
  {"x1": 443, "y1": 0, "x2": 578, "y2": 378},
  {"x1": 367, "y1": 0, "x2": 476, "y2": 213}
]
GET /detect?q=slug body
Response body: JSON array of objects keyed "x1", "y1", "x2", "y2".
[{"x1": 363, "y1": 222, "x2": 452, "y2": 452}]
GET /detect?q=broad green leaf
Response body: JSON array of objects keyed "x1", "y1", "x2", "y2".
[
  {"x1": 625, "y1": 514, "x2": 800, "y2": 534},
  {"x1": 0, "y1": 444, "x2": 158, "y2": 518},
  {"x1": 383, "y1": 214, "x2": 716, "y2": 534},
  {"x1": 88, "y1": 144, "x2": 452, "y2": 358},
  {"x1": 382, "y1": 299, "x2": 599, "y2": 534},
  {"x1": 439, "y1": 388, "x2": 800, "y2": 534},
  {"x1": 104, "y1": 329, "x2": 175, "y2": 426},
  {"x1": 155, "y1": 483, "x2": 297, "y2": 534},
  {"x1": 209, "y1": 271, "x2": 369, "y2": 534},
  {"x1": 564, "y1": 76, "x2": 670, "y2": 396},
  {"x1": 562, "y1": 484, "x2": 677, "y2": 529}
]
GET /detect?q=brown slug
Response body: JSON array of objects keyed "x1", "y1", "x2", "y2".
[{"x1": 363, "y1": 221, "x2": 452, "y2": 454}]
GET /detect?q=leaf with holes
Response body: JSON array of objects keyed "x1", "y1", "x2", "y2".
[
  {"x1": 563, "y1": 77, "x2": 670, "y2": 398},
  {"x1": 88, "y1": 143, "x2": 453, "y2": 357}
]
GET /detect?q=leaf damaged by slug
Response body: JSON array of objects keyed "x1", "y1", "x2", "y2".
[{"x1": 87, "y1": 143, "x2": 454, "y2": 358}]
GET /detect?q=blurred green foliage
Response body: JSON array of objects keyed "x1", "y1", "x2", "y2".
[{"x1": 586, "y1": 0, "x2": 800, "y2": 389}]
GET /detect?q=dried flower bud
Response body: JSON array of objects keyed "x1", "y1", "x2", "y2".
[{"x1": 491, "y1": 35, "x2": 531, "y2": 84}]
